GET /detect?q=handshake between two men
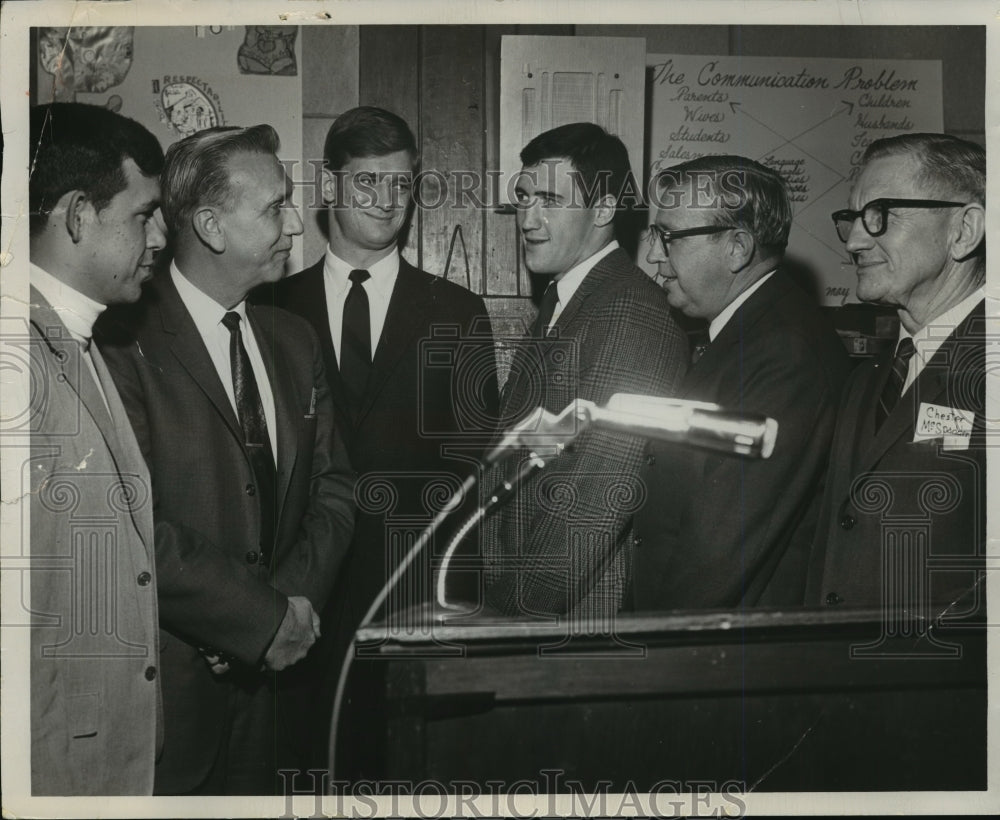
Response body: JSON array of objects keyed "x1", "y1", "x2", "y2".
[{"x1": 202, "y1": 594, "x2": 324, "y2": 675}]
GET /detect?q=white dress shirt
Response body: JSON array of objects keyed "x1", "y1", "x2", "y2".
[
  {"x1": 546, "y1": 240, "x2": 619, "y2": 332},
  {"x1": 31, "y1": 262, "x2": 110, "y2": 410},
  {"x1": 900, "y1": 287, "x2": 984, "y2": 394},
  {"x1": 171, "y1": 262, "x2": 278, "y2": 462},
  {"x1": 708, "y1": 270, "x2": 776, "y2": 342},
  {"x1": 323, "y1": 246, "x2": 399, "y2": 363}
]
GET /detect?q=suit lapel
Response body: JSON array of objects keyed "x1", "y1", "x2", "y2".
[
  {"x1": 286, "y1": 262, "x2": 350, "y2": 419},
  {"x1": 247, "y1": 304, "x2": 297, "y2": 509},
  {"x1": 858, "y1": 300, "x2": 984, "y2": 469},
  {"x1": 30, "y1": 289, "x2": 153, "y2": 555},
  {"x1": 30, "y1": 290, "x2": 120, "y2": 450},
  {"x1": 501, "y1": 247, "x2": 629, "y2": 412},
  {"x1": 354, "y1": 261, "x2": 431, "y2": 425},
  {"x1": 153, "y1": 275, "x2": 244, "y2": 444},
  {"x1": 683, "y1": 271, "x2": 786, "y2": 398},
  {"x1": 90, "y1": 343, "x2": 155, "y2": 557},
  {"x1": 549, "y1": 246, "x2": 630, "y2": 333}
]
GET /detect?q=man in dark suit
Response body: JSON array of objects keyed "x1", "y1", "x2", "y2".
[
  {"x1": 483, "y1": 122, "x2": 688, "y2": 620},
  {"x1": 629, "y1": 156, "x2": 850, "y2": 611},
  {"x1": 100, "y1": 125, "x2": 355, "y2": 794},
  {"x1": 808, "y1": 134, "x2": 986, "y2": 614},
  {"x1": 26, "y1": 102, "x2": 166, "y2": 795},
  {"x1": 259, "y1": 106, "x2": 498, "y2": 772}
]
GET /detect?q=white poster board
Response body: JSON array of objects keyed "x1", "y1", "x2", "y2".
[{"x1": 645, "y1": 54, "x2": 944, "y2": 305}]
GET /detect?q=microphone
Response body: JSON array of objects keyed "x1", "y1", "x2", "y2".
[
  {"x1": 484, "y1": 394, "x2": 777, "y2": 465},
  {"x1": 331, "y1": 395, "x2": 778, "y2": 777},
  {"x1": 592, "y1": 393, "x2": 777, "y2": 458}
]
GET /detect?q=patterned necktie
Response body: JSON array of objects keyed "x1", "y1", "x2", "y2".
[
  {"x1": 221, "y1": 311, "x2": 276, "y2": 563},
  {"x1": 341, "y1": 268, "x2": 372, "y2": 414},
  {"x1": 532, "y1": 281, "x2": 560, "y2": 337},
  {"x1": 877, "y1": 336, "x2": 916, "y2": 430}
]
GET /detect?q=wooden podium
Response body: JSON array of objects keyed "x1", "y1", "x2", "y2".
[{"x1": 334, "y1": 606, "x2": 985, "y2": 792}]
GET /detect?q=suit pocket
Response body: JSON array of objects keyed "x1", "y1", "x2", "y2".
[{"x1": 67, "y1": 691, "x2": 99, "y2": 739}]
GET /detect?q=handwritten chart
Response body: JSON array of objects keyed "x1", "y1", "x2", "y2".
[{"x1": 645, "y1": 54, "x2": 943, "y2": 305}]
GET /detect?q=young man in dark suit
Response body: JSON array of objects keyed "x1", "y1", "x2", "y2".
[
  {"x1": 260, "y1": 106, "x2": 499, "y2": 773},
  {"x1": 808, "y1": 134, "x2": 986, "y2": 614},
  {"x1": 100, "y1": 125, "x2": 356, "y2": 794},
  {"x1": 631, "y1": 156, "x2": 850, "y2": 611},
  {"x1": 483, "y1": 123, "x2": 688, "y2": 621},
  {"x1": 27, "y1": 102, "x2": 166, "y2": 796}
]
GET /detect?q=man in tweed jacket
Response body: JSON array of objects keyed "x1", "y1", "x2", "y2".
[{"x1": 483, "y1": 123, "x2": 688, "y2": 620}]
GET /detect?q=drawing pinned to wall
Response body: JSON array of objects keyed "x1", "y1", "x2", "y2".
[
  {"x1": 38, "y1": 26, "x2": 134, "y2": 102},
  {"x1": 237, "y1": 26, "x2": 298, "y2": 75},
  {"x1": 31, "y1": 25, "x2": 305, "y2": 270},
  {"x1": 153, "y1": 77, "x2": 223, "y2": 138}
]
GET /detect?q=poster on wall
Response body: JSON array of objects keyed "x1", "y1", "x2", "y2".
[
  {"x1": 34, "y1": 25, "x2": 305, "y2": 270},
  {"x1": 643, "y1": 54, "x2": 943, "y2": 305}
]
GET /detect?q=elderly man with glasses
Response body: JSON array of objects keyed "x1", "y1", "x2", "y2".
[
  {"x1": 808, "y1": 133, "x2": 987, "y2": 612},
  {"x1": 628, "y1": 155, "x2": 850, "y2": 611}
]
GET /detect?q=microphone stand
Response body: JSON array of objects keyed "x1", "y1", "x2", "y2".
[
  {"x1": 327, "y1": 404, "x2": 586, "y2": 782},
  {"x1": 327, "y1": 395, "x2": 777, "y2": 781}
]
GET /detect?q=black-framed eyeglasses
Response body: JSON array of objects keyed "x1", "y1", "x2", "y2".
[
  {"x1": 831, "y1": 198, "x2": 966, "y2": 243},
  {"x1": 650, "y1": 223, "x2": 731, "y2": 253}
]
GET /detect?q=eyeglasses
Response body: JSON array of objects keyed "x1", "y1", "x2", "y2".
[
  {"x1": 649, "y1": 223, "x2": 731, "y2": 253},
  {"x1": 831, "y1": 198, "x2": 966, "y2": 243}
]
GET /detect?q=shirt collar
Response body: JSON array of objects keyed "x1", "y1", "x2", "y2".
[
  {"x1": 171, "y1": 260, "x2": 248, "y2": 332},
  {"x1": 554, "y1": 241, "x2": 618, "y2": 307},
  {"x1": 903, "y1": 287, "x2": 984, "y2": 346},
  {"x1": 323, "y1": 245, "x2": 400, "y2": 297},
  {"x1": 708, "y1": 270, "x2": 776, "y2": 342},
  {"x1": 31, "y1": 263, "x2": 106, "y2": 344}
]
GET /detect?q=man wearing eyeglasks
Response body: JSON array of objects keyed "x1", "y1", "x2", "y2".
[
  {"x1": 628, "y1": 156, "x2": 850, "y2": 611},
  {"x1": 808, "y1": 133, "x2": 986, "y2": 611}
]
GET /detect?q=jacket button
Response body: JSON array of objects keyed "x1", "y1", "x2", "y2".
[
  {"x1": 137, "y1": 571, "x2": 152, "y2": 586},
  {"x1": 825, "y1": 592, "x2": 843, "y2": 605},
  {"x1": 144, "y1": 666, "x2": 157, "y2": 681},
  {"x1": 839, "y1": 514, "x2": 856, "y2": 530},
  {"x1": 246, "y1": 551, "x2": 259, "y2": 564},
  {"x1": 245, "y1": 483, "x2": 256, "y2": 496},
  {"x1": 633, "y1": 536, "x2": 643, "y2": 548}
]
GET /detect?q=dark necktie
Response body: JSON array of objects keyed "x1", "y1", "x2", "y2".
[
  {"x1": 689, "y1": 329, "x2": 711, "y2": 366},
  {"x1": 341, "y1": 268, "x2": 372, "y2": 415},
  {"x1": 532, "y1": 281, "x2": 560, "y2": 337},
  {"x1": 877, "y1": 336, "x2": 916, "y2": 430},
  {"x1": 221, "y1": 311, "x2": 277, "y2": 564}
]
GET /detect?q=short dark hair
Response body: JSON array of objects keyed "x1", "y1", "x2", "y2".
[
  {"x1": 655, "y1": 155, "x2": 792, "y2": 254},
  {"x1": 323, "y1": 106, "x2": 418, "y2": 171},
  {"x1": 29, "y1": 102, "x2": 164, "y2": 236},
  {"x1": 519, "y1": 122, "x2": 634, "y2": 208},
  {"x1": 161, "y1": 124, "x2": 280, "y2": 235},
  {"x1": 863, "y1": 132, "x2": 985, "y2": 206}
]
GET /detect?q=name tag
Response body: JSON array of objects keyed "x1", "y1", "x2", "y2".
[{"x1": 913, "y1": 401, "x2": 974, "y2": 450}]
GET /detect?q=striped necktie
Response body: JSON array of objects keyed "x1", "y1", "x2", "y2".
[{"x1": 877, "y1": 336, "x2": 916, "y2": 430}]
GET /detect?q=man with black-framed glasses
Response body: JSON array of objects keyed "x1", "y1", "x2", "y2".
[
  {"x1": 808, "y1": 133, "x2": 986, "y2": 612},
  {"x1": 628, "y1": 155, "x2": 850, "y2": 611}
]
